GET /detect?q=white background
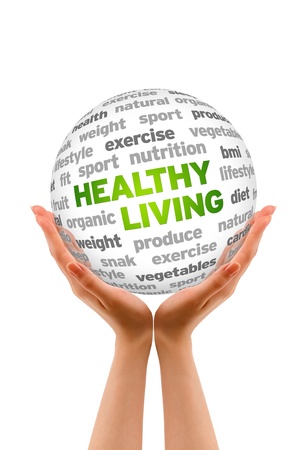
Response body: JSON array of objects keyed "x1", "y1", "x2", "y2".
[{"x1": 1, "y1": 1, "x2": 297, "y2": 449}]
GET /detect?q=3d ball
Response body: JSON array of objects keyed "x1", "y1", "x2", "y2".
[{"x1": 50, "y1": 88, "x2": 257, "y2": 295}]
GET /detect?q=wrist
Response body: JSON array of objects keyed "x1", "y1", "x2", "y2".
[
  {"x1": 154, "y1": 329, "x2": 192, "y2": 355},
  {"x1": 115, "y1": 330, "x2": 153, "y2": 355}
]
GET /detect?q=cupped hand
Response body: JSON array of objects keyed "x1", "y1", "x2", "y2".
[
  {"x1": 154, "y1": 205, "x2": 275, "y2": 345},
  {"x1": 32, "y1": 206, "x2": 153, "y2": 344}
]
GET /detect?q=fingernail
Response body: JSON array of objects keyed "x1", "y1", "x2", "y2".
[
  {"x1": 224, "y1": 262, "x2": 241, "y2": 275},
  {"x1": 67, "y1": 262, "x2": 84, "y2": 277},
  {"x1": 31, "y1": 206, "x2": 38, "y2": 214}
]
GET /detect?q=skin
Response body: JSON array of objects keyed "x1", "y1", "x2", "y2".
[{"x1": 32, "y1": 204, "x2": 275, "y2": 450}]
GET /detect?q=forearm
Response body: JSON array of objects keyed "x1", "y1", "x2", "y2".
[
  {"x1": 156, "y1": 336, "x2": 219, "y2": 450},
  {"x1": 88, "y1": 337, "x2": 152, "y2": 450}
]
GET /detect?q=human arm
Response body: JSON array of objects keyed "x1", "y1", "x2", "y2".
[
  {"x1": 32, "y1": 206, "x2": 153, "y2": 450},
  {"x1": 154, "y1": 205, "x2": 275, "y2": 450}
]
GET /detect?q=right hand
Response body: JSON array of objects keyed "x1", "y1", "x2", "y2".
[{"x1": 32, "y1": 205, "x2": 153, "y2": 345}]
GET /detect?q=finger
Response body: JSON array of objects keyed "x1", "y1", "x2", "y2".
[
  {"x1": 64, "y1": 228, "x2": 87, "y2": 253},
  {"x1": 33, "y1": 206, "x2": 91, "y2": 258},
  {"x1": 32, "y1": 205, "x2": 55, "y2": 222},
  {"x1": 233, "y1": 214, "x2": 272, "y2": 271},
  {"x1": 35, "y1": 214, "x2": 81, "y2": 279},
  {"x1": 35, "y1": 215, "x2": 75, "y2": 266},
  {"x1": 215, "y1": 205, "x2": 275, "y2": 268},
  {"x1": 35, "y1": 215, "x2": 85, "y2": 283},
  {"x1": 35, "y1": 215, "x2": 104, "y2": 311},
  {"x1": 201, "y1": 211, "x2": 274, "y2": 314},
  {"x1": 253, "y1": 205, "x2": 276, "y2": 223},
  {"x1": 66, "y1": 262, "x2": 122, "y2": 309},
  {"x1": 186, "y1": 262, "x2": 241, "y2": 306},
  {"x1": 35, "y1": 212, "x2": 132, "y2": 313},
  {"x1": 31, "y1": 205, "x2": 47, "y2": 216}
]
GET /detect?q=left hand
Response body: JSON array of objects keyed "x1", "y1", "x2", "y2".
[{"x1": 154, "y1": 205, "x2": 275, "y2": 345}]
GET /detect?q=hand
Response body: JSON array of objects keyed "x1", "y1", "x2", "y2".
[
  {"x1": 154, "y1": 205, "x2": 275, "y2": 346},
  {"x1": 32, "y1": 206, "x2": 153, "y2": 345}
]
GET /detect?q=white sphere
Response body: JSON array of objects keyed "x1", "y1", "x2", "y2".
[{"x1": 50, "y1": 88, "x2": 257, "y2": 295}]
